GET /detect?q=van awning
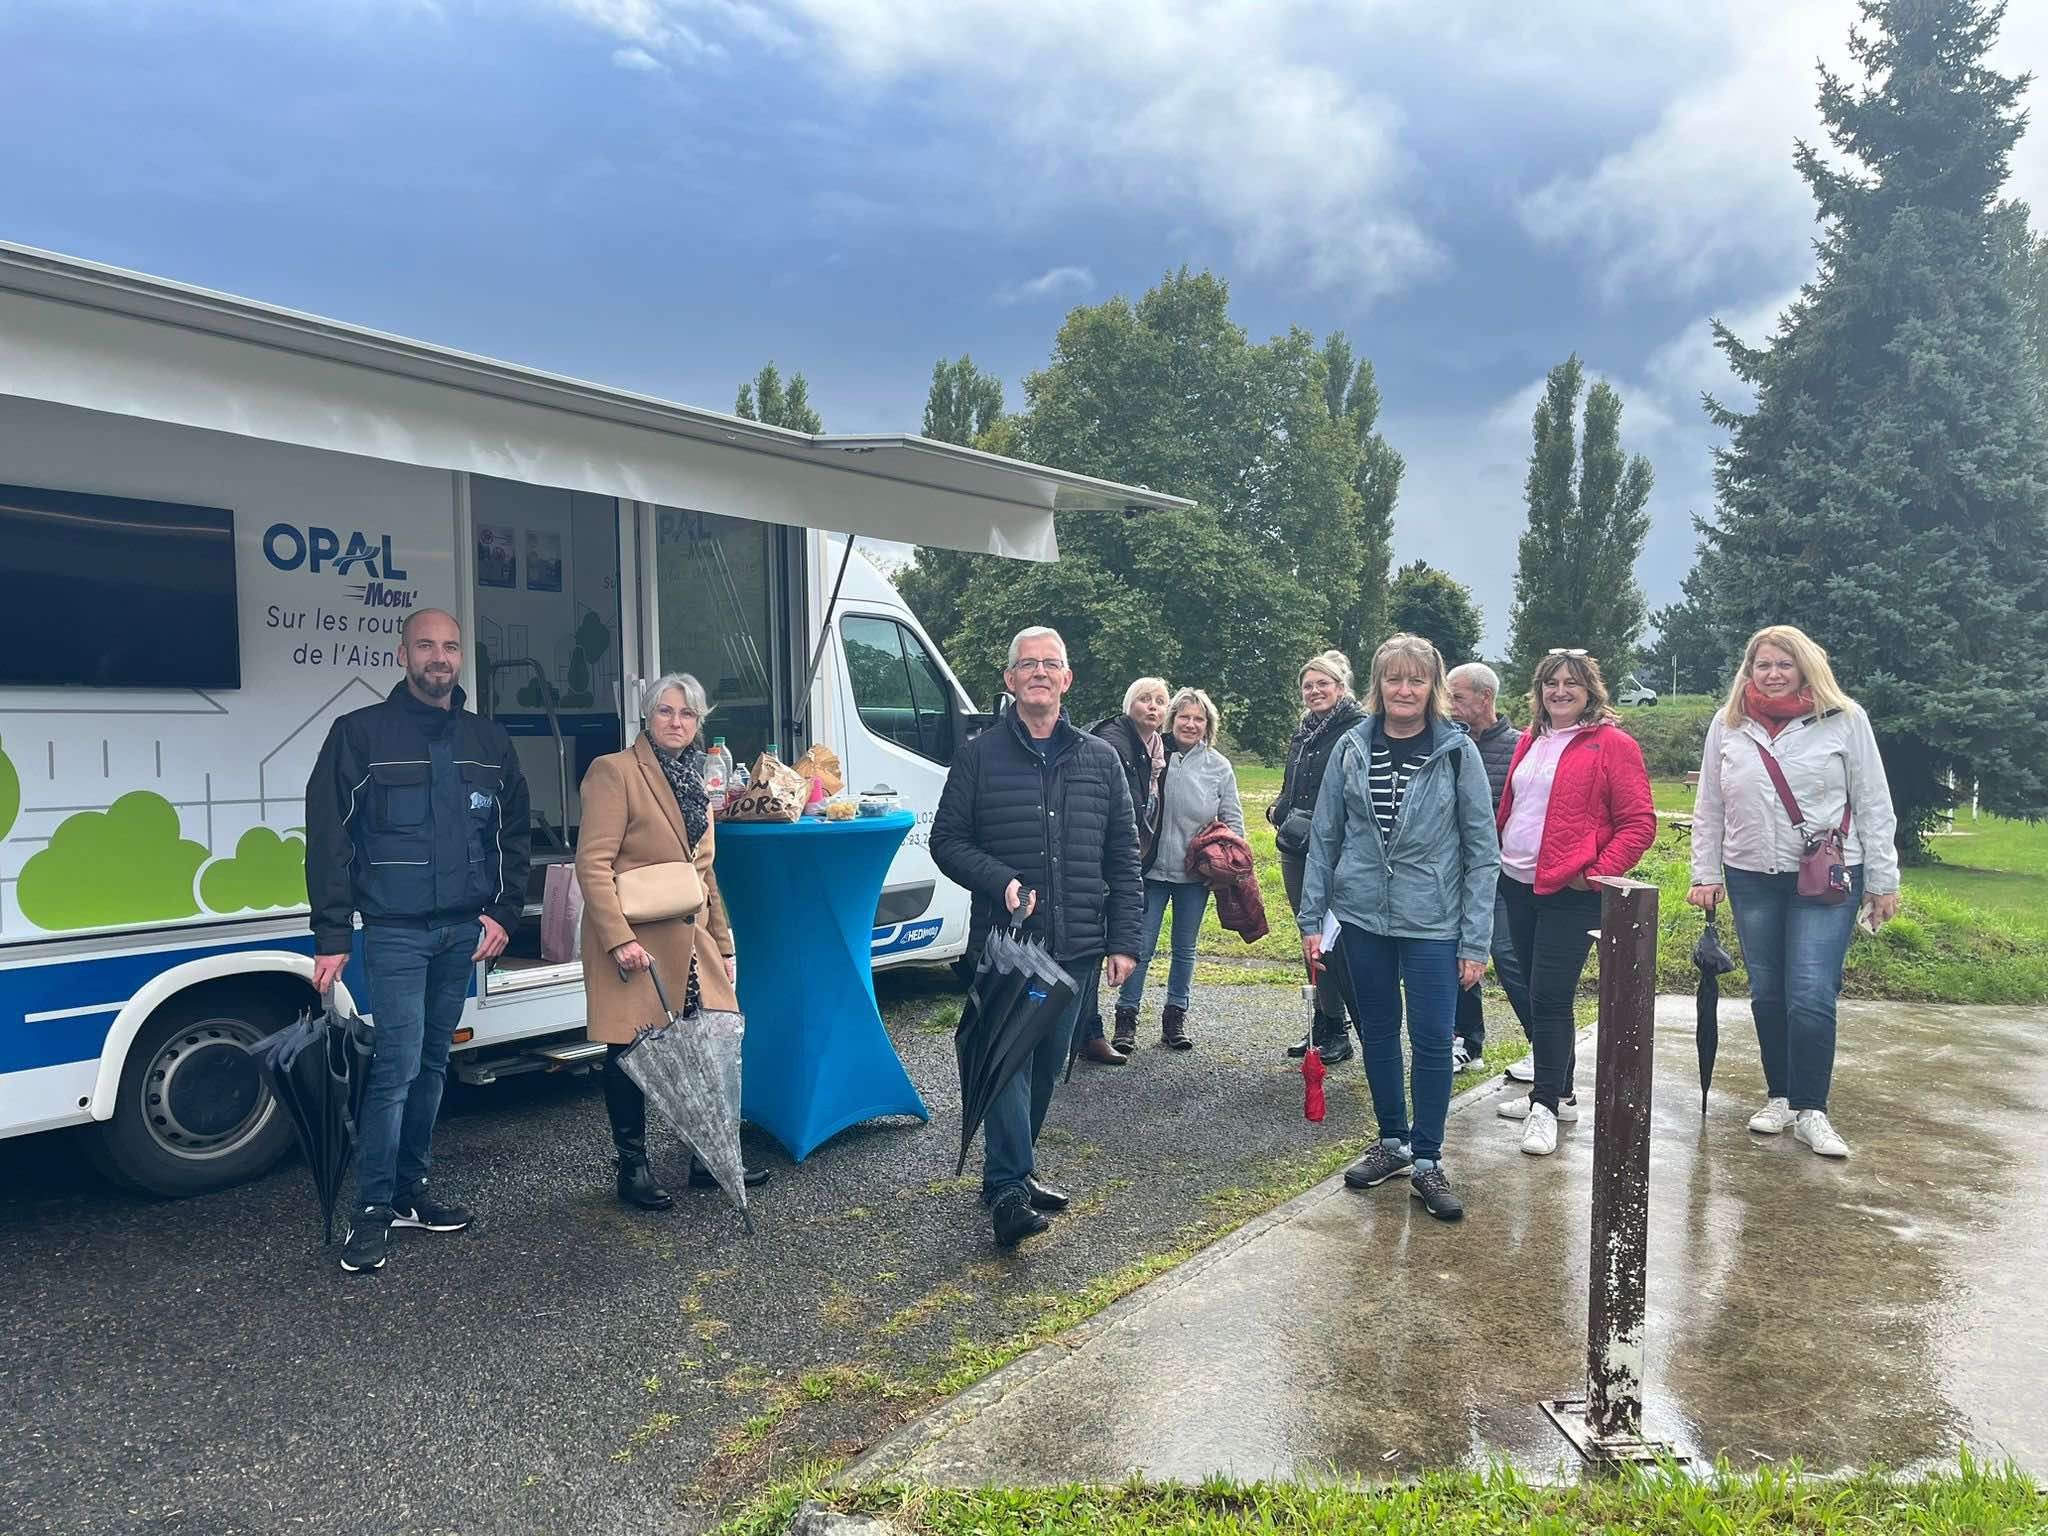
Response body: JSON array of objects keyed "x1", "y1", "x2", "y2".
[{"x1": 0, "y1": 242, "x2": 1191, "y2": 562}]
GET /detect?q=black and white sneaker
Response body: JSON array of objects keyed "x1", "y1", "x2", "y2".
[
  {"x1": 339, "y1": 1205, "x2": 395, "y2": 1272},
  {"x1": 391, "y1": 1184, "x2": 473, "y2": 1233},
  {"x1": 1343, "y1": 1142, "x2": 1415, "y2": 1189},
  {"x1": 1409, "y1": 1165, "x2": 1465, "y2": 1222}
]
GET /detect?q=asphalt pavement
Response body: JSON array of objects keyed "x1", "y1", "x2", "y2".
[{"x1": 0, "y1": 966, "x2": 1389, "y2": 1536}]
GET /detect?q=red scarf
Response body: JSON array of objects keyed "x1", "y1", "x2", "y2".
[{"x1": 1744, "y1": 681, "x2": 1814, "y2": 737}]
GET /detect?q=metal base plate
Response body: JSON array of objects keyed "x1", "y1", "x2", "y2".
[{"x1": 1541, "y1": 1398, "x2": 1675, "y2": 1467}]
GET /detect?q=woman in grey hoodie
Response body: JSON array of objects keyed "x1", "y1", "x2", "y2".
[{"x1": 1115, "y1": 688, "x2": 1244, "y2": 1051}]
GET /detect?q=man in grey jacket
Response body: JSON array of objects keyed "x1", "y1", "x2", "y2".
[{"x1": 1448, "y1": 663, "x2": 1534, "y2": 1079}]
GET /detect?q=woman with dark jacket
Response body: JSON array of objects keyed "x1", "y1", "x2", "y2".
[
  {"x1": 576, "y1": 673, "x2": 767, "y2": 1210},
  {"x1": 1270, "y1": 650, "x2": 1365, "y2": 1063},
  {"x1": 1492, "y1": 652, "x2": 1657, "y2": 1157},
  {"x1": 1072, "y1": 677, "x2": 1171, "y2": 1065}
]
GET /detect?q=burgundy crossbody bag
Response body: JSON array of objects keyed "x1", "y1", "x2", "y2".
[{"x1": 1751, "y1": 739, "x2": 1852, "y2": 904}]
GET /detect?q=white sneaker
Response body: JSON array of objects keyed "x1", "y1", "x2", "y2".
[
  {"x1": 1496, "y1": 1094, "x2": 1578, "y2": 1123},
  {"x1": 1505, "y1": 1056, "x2": 1535, "y2": 1082},
  {"x1": 1748, "y1": 1097, "x2": 1797, "y2": 1134},
  {"x1": 1520, "y1": 1102, "x2": 1558, "y2": 1156},
  {"x1": 1795, "y1": 1110, "x2": 1850, "y2": 1158},
  {"x1": 1452, "y1": 1039, "x2": 1482, "y2": 1073}
]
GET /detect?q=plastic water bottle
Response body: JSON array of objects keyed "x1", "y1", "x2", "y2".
[{"x1": 705, "y1": 737, "x2": 732, "y2": 812}]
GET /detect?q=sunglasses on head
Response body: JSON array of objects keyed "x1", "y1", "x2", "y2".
[{"x1": 1547, "y1": 648, "x2": 1589, "y2": 658}]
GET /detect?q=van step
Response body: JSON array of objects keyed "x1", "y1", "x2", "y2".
[{"x1": 452, "y1": 1036, "x2": 604, "y2": 1086}]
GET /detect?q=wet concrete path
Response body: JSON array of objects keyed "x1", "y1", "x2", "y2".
[{"x1": 853, "y1": 998, "x2": 2048, "y2": 1486}]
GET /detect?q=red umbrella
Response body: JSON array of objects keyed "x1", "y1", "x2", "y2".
[{"x1": 1302, "y1": 953, "x2": 1328, "y2": 1123}]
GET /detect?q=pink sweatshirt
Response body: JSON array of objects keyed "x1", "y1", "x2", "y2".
[{"x1": 1498, "y1": 725, "x2": 1583, "y2": 881}]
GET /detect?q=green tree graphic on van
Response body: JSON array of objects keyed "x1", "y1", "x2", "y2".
[
  {"x1": 18, "y1": 791, "x2": 208, "y2": 930},
  {"x1": 200, "y1": 826, "x2": 308, "y2": 914},
  {"x1": 0, "y1": 737, "x2": 19, "y2": 845}
]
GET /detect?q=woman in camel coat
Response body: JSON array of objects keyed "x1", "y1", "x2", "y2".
[{"x1": 577, "y1": 672, "x2": 758, "y2": 1209}]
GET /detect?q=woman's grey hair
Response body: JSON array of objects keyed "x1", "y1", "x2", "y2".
[
  {"x1": 641, "y1": 671, "x2": 711, "y2": 722},
  {"x1": 1007, "y1": 626, "x2": 1068, "y2": 668},
  {"x1": 1446, "y1": 661, "x2": 1500, "y2": 699},
  {"x1": 1122, "y1": 676, "x2": 1171, "y2": 714},
  {"x1": 1168, "y1": 686, "x2": 1220, "y2": 744}
]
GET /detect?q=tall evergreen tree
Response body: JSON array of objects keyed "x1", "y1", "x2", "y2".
[
  {"x1": 1505, "y1": 356, "x2": 1655, "y2": 690},
  {"x1": 1700, "y1": 0, "x2": 2048, "y2": 854},
  {"x1": 1387, "y1": 560, "x2": 1483, "y2": 666},
  {"x1": 922, "y1": 355, "x2": 1006, "y2": 445},
  {"x1": 734, "y1": 362, "x2": 823, "y2": 432},
  {"x1": 1320, "y1": 332, "x2": 1403, "y2": 656}
]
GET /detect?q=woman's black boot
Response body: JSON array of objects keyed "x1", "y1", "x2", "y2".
[{"x1": 605, "y1": 1047, "x2": 673, "y2": 1210}]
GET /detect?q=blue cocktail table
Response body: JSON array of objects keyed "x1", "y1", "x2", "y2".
[{"x1": 712, "y1": 811, "x2": 929, "y2": 1161}]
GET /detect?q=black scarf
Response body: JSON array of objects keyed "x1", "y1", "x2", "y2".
[
  {"x1": 654, "y1": 742, "x2": 711, "y2": 847},
  {"x1": 1291, "y1": 699, "x2": 1356, "y2": 756}
]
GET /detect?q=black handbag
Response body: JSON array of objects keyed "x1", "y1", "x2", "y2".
[{"x1": 1275, "y1": 808, "x2": 1314, "y2": 858}]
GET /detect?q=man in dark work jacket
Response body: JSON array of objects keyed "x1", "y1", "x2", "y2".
[
  {"x1": 305, "y1": 608, "x2": 530, "y2": 1274},
  {"x1": 1447, "y1": 661, "x2": 1531, "y2": 1075},
  {"x1": 931, "y1": 625, "x2": 1142, "y2": 1248}
]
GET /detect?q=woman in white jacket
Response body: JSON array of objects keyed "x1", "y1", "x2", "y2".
[
  {"x1": 1116, "y1": 687, "x2": 1244, "y2": 1052},
  {"x1": 1686, "y1": 625, "x2": 1900, "y2": 1159}
]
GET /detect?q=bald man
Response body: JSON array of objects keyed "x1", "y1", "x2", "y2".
[{"x1": 305, "y1": 607, "x2": 530, "y2": 1273}]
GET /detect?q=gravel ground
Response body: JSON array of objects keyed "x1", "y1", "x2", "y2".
[{"x1": 0, "y1": 967, "x2": 1472, "y2": 1536}]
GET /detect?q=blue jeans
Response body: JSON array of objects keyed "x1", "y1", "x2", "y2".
[
  {"x1": 1118, "y1": 879, "x2": 1208, "y2": 1012},
  {"x1": 356, "y1": 921, "x2": 477, "y2": 1208},
  {"x1": 1724, "y1": 866, "x2": 1863, "y2": 1111},
  {"x1": 981, "y1": 980, "x2": 1088, "y2": 1204},
  {"x1": 1336, "y1": 926, "x2": 1458, "y2": 1163},
  {"x1": 1453, "y1": 887, "x2": 1531, "y2": 1054}
]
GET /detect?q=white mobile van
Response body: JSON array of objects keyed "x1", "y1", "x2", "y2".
[{"x1": 0, "y1": 243, "x2": 1186, "y2": 1195}]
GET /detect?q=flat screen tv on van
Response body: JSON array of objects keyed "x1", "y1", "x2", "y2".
[{"x1": 0, "y1": 482, "x2": 242, "y2": 689}]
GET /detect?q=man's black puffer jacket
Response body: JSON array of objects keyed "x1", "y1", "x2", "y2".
[{"x1": 932, "y1": 707, "x2": 1144, "y2": 967}]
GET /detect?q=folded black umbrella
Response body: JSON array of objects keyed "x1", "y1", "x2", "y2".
[
  {"x1": 954, "y1": 927, "x2": 1076, "y2": 1176},
  {"x1": 249, "y1": 1004, "x2": 375, "y2": 1242},
  {"x1": 1692, "y1": 906, "x2": 1738, "y2": 1115}
]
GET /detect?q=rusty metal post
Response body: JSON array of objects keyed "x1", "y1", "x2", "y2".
[{"x1": 1544, "y1": 876, "x2": 1666, "y2": 1464}]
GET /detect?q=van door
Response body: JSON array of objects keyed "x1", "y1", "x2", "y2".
[{"x1": 834, "y1": 609, "x2": 971, "y2": 965}]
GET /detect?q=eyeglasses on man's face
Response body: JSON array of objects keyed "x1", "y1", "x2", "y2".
[{"x1": 1008, "y1": 657, "x2": 1065, "y2": 674}]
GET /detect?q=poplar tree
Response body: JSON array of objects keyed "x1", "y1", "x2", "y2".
[{"x1": 1700, "y1": 0, "x2": 2048, "y2": 853}]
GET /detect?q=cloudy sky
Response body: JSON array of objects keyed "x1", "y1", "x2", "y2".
[{"x1": 5, "y1": 0, "x2": 2046, "y2": 649}]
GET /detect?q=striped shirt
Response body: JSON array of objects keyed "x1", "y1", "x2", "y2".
[{"x1": 1370, "y1": 722, "x2": 1433, "y2": 842}]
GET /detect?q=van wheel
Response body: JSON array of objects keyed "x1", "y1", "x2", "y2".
[{"x1": 92, "y1": 994, "x2": 298, "y2": 1197}]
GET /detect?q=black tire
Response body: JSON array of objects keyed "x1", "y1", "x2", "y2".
[{"x1": 92, "y1": 990, "x2": 300, "y2": 1197}]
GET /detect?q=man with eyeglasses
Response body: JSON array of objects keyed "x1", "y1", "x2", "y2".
[{"x1": 931, "y1": 626, "x2": 1143, "y2": 1248}]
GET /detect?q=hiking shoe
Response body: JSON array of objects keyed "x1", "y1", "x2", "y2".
[
  {"x1": 992, "y1": 1190, "x2": 1050, "y2": 1248},
  {"x1": 1452, "y1": 1039, "x2": 1483, "y2": 1073},
  {"x1": 1505, "y1": 1056, "x2": 1535, "y2": 1083},
  {"x1": 1795, "y1": 1110, "x2": 1850, "y2": 1158},
  {"x1": 1520, "y1": 1103, "x2": 1558, "y2": 1156},
  {"x1": 339, "y1": 1205, "x2": 395, "y2": 1272},
  {"x1": 1496, "y1": 1094, "x2": 1578, "y2": 1123},
  {"x1": 1409, "y1": 1165, "x2": 1465, "y2": 1222},
  {"x1": 1343, "y1": 1142, "x2": 1414, "y2": 1189},
  {"x1": 1748, "y1": 1097, "x2": 1797, "y2": 1134},
  {"x1": 392, "y1": 1184, "x2": 473, "y2": 1233}
]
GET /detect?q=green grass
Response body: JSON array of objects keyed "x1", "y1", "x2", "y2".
[
  {"x1": 1200, "y1": 760, "x2": 2048, "y2": 1006},
  {"x1": 800, "y1": 1457, "x2": 2044, "y2": 1534}
]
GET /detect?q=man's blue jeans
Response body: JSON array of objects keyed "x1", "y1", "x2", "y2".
[
  {"x1": 356, "y1": 921, "x2": 477, "y2": 1208},
  {"x1": 1724, "y1": 865, "x2": 1863, "y2": 1112},
  {"x1": 1337, "y1": 926, "x2": 1458, "y2": 1163},
  {"x1": 981, "y1": 976, "x2": 1089, "y2": 1204},
  {"x1": 1118, "y1": 879, "x2": 1208, "y2": 1012}
]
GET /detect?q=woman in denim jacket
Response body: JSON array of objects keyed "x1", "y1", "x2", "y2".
[{"x1": 1299, "y1": 634, "x2": 1501, "y2": 1222}]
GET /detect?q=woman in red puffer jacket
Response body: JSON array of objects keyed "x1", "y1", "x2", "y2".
[{"x1": 1491, "y1": 651, "x2": 1656, "y2": 1158}]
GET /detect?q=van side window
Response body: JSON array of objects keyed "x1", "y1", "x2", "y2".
[{"x1": 842, "y1": 615, "x2": 957, "y2": 766}]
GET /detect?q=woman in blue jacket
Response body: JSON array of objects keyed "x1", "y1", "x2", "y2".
[{"x1": 1298, "y1": 633, "x2": 1501, "y2": 1222}]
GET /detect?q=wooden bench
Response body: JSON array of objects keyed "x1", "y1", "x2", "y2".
[{"x1": 1682, "y1": 771, "x2": 1701, "y2": 793}]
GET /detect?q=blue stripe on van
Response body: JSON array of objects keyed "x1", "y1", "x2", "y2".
[{"x1": 0, "y1": 933, "x2": 318, "y2": 1075}]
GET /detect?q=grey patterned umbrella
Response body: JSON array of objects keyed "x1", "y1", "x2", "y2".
[{"x1": 616, "y1": 963, "x2": 751, "y2": 1231}]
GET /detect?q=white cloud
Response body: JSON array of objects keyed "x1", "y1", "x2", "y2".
[
  {"x1": 995, "y1": 265, "x2": 1094, "y2": 306},
  {"x1": 610, "y1": 45, "x2": 667, "y2": 71},
  {"x1": 545, "y1": 0, "x2": 1444, "y2": 298}
]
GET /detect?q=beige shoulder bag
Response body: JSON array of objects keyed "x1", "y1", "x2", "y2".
[{"x1": 616, "y1": 860, "x2": 706, "y2": 924}]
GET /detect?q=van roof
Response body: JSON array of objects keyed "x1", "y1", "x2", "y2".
[{"x1": 0, "y1": 241, "x2": 1191, "y2": 562}]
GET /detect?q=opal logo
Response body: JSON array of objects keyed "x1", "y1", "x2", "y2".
[{"x1": 263, "y1": 524, "x2": 410, "y2": 580}]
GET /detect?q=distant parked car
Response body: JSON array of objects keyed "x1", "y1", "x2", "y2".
[{"x1": 1617, "y1": 676, "x2": 1660, "y2": 707}]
